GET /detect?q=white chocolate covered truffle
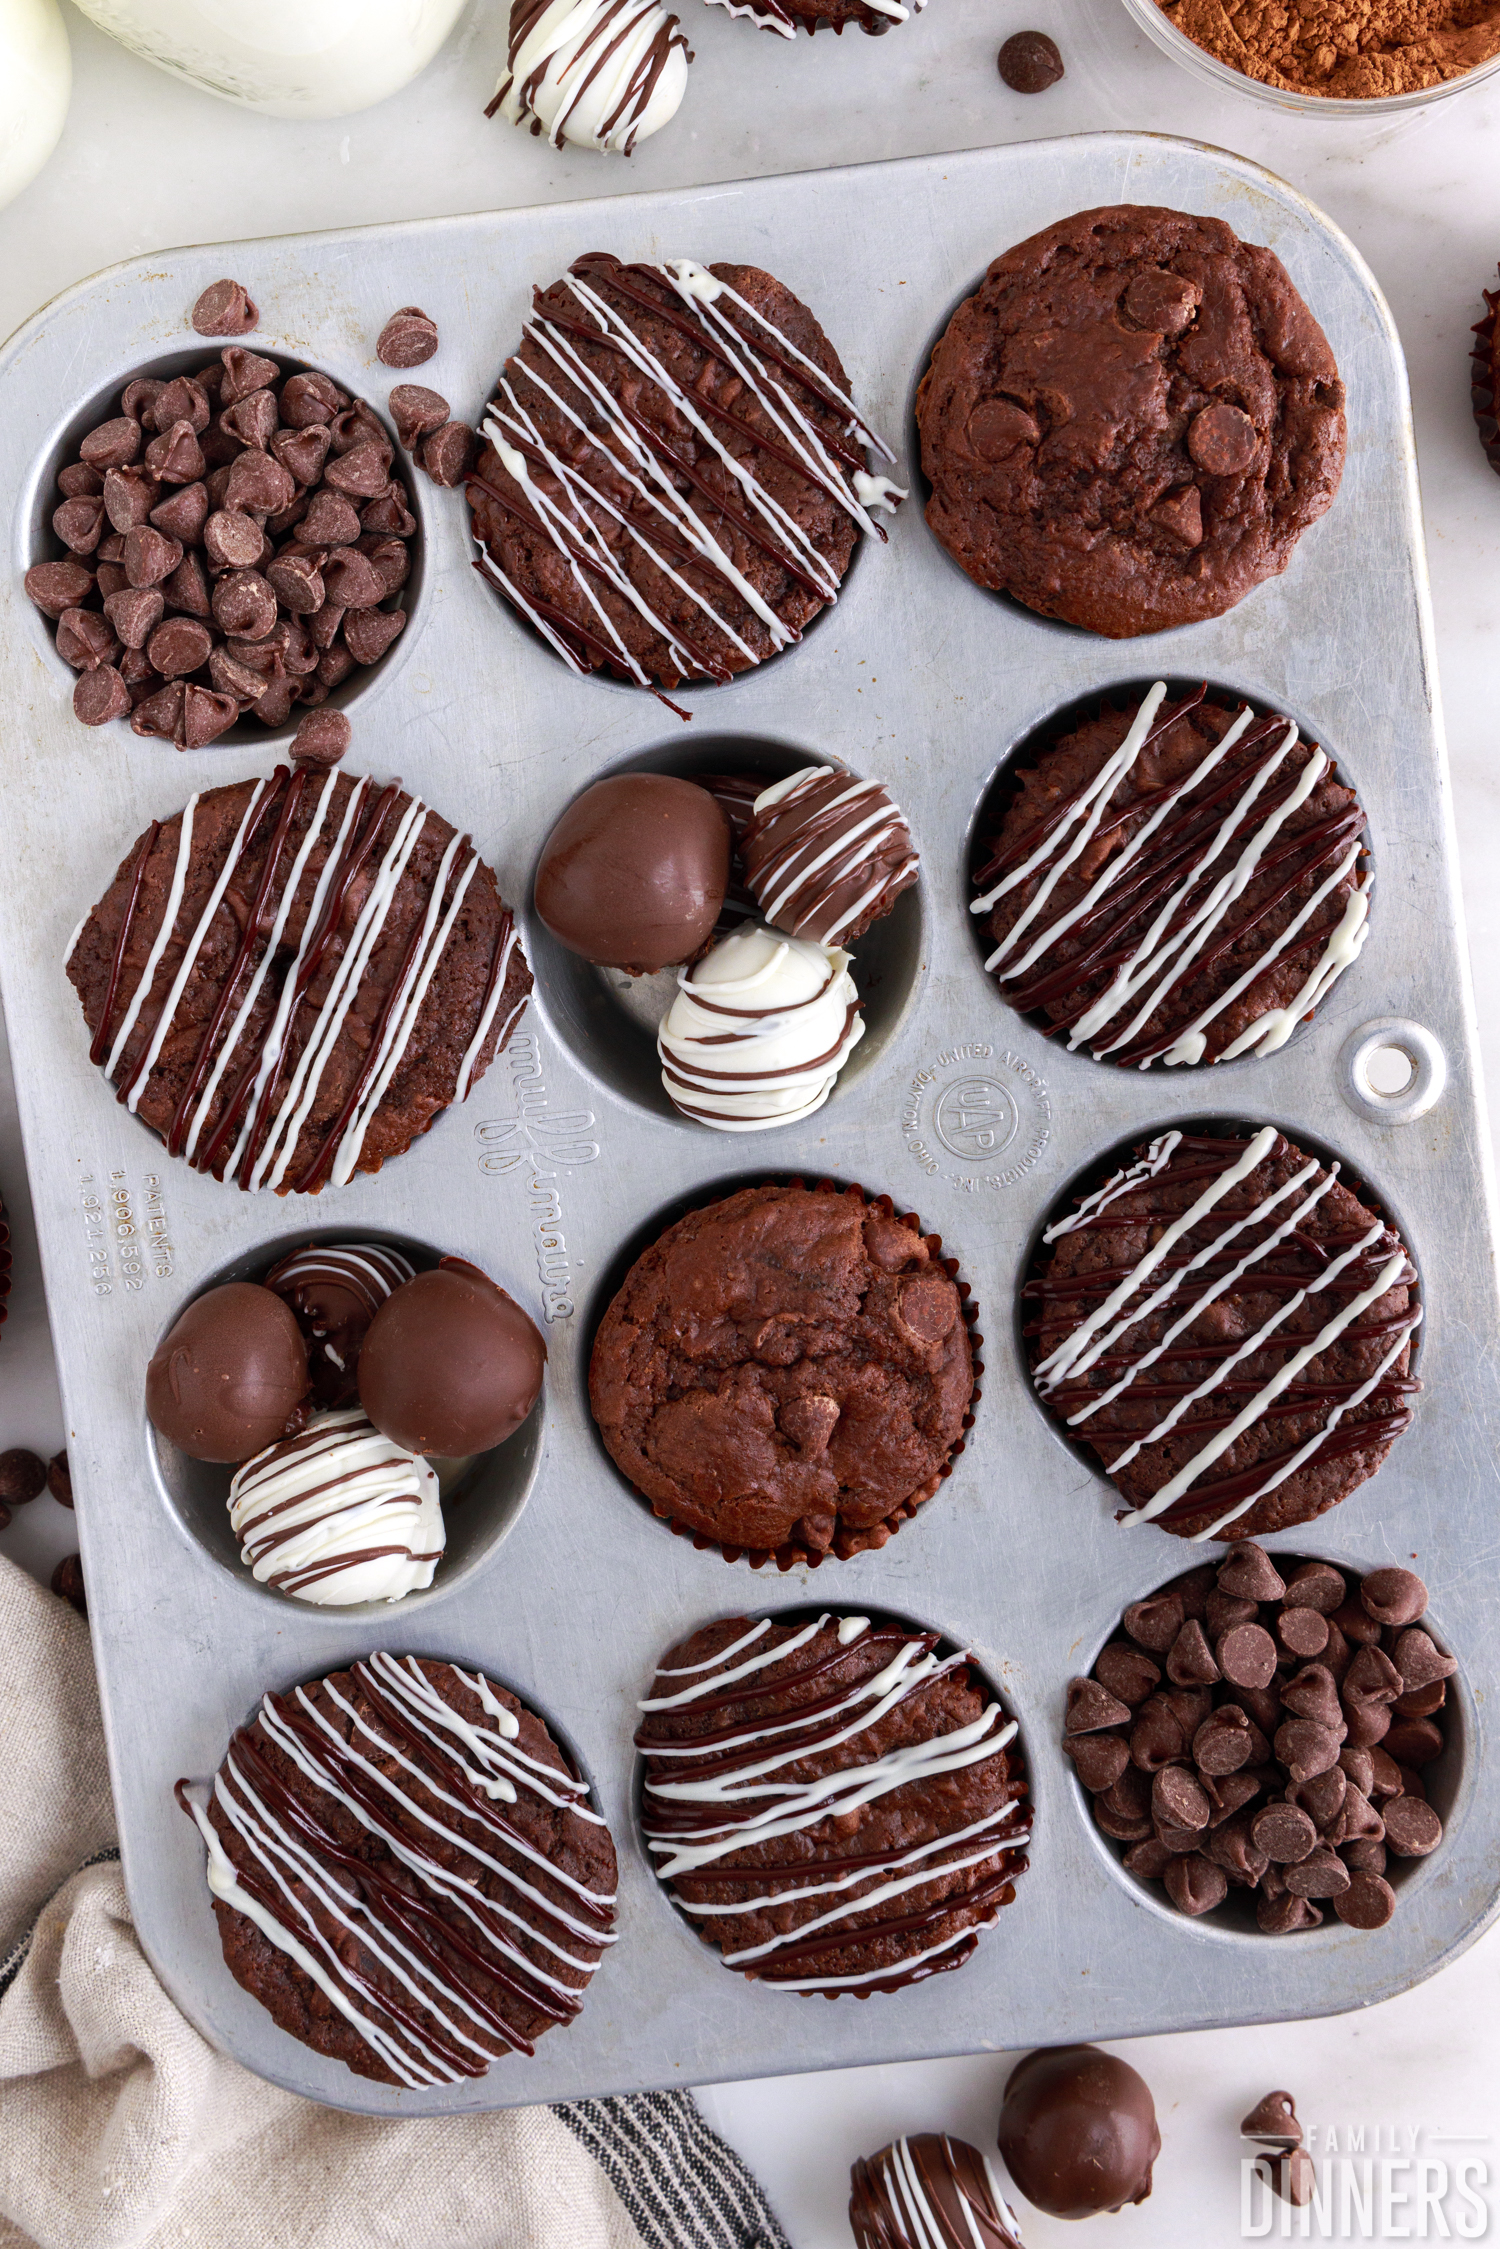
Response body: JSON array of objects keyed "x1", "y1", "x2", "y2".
[
  {"x1": 228, "y1": 1406, "x2": 445, "y2": 1606},
  {"x1": 490, "y1": 0, "x2": 690, "y2": 156},
  {"x1": 657, "y1": 920, "x2": 864, "y2": 1131}
]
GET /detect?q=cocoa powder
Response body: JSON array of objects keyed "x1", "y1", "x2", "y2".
[{"x1": 1157, "y1": 0, "x2": 1500, "y2": 96}]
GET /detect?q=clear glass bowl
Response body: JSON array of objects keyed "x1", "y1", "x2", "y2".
[{"x1": 1120, "y1": 0, "x2": 1500, "y2": 116}]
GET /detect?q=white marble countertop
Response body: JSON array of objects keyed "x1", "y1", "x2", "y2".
[{"x1": 1, "y1": 2, "x2": 1497, "y2": 2240}]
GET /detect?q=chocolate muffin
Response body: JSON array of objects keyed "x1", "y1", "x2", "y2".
[
  {"x1": 590, "y1": 1181, "x2": 977, "y2": 1564},
  {"x1": 1471, "y1": 263, "x2": 1500, "y2": 477},
  {"x1": 971, "y1": 683, "x2": 1370, "y2": 1066},
  {"x1": 917, "y1": 205, "x2": 1347, "y2": 637},
  {"x1": 67, "y1": 765, "x2": 529, "y2": 1192},
  {"x1": 636, "y1": 1612, "x2": 1029, "y2": 1994},
  {"x1": 1027, "y1": 1126, "x2": 1420, "y2": 1541},
  {"x1": 467, "y1": 253, "x2": 900, "y2": 696},
  {"x1": 178, "y1": 1653, "x2": 617, "y2": 2083}
]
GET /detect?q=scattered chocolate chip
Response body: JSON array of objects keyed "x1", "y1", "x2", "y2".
[
  {"x1": 377, "y1": 305, "x2": 440, "y2": 368},
  {"x1": 1242, "y1": 2090, "x2": 1301, "y2": 2150},
  {"x1": 998, "y1": 28, "x2": 1064, "y2": 90},
  {"x1": 0, "y1": 1450, "x2": 47, "y2": 1506},
  {"x1": 51, "y1": 1553, "x2": 86, "y2": 1615},
  {"x1": 420, "y1": 420, "x2": 476, "y2": 488},
  {"x1": 389, "y1": 383, "x2": 450, "y2": 450},
  {"x1": 191, "y1": 279, "x2": 259, "y2": 336},
  {"x1": 47, "y1": 1451, "x2": 72, "y2": 1508}
]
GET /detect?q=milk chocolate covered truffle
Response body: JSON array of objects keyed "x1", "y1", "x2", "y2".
[
  {"x1": 147, "y1": 1282, "x2": 310, "y2": 1463},
  {"x1": 358, "y1": 1257, "x2": 545, "y2": 1455},
  {"x1": 534, "y1": 774, "x2": 731, "y2": 974},
  {"x1": 997, "y1": 2046, "x2": 1160, "y2": 2219}
]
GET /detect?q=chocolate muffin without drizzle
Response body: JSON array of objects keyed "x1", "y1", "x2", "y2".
[
  {"x1": 67, "y1": 767, "x2": 529, "y2": 1192},
  {"x1": 590, "y1": 1181, "x2": 975, "y2": 1563},
  {"x1": 179, "y1": 1653, "x2": 617, "y2": 2083},
  {"x1": 972, "y1": 683, "x2": 1371, "y2": 1067},
  {"x1": 1027, "y1": 1127, "x2": 1420, "y2": 1541},
  {"x1": 467, "y1": 254, "x2": 901, "y2": 697},
  {"x1": 637, "y1": 1611, "x2": 1029, "y2": 1995},
  {"x1": 917, "y1": 205, "x2": 1346, "y2": 637}
]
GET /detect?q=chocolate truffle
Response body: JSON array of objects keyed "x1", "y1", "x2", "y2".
[
  {"x1": 147, "y1": 1282, "x2": 310, "y2": 1463},
  {"x1": 740, "y1": 767, "x2": 919, "y2": 945},
  {"x1": 229, "y1": 1407, "x2": 444, "y2": 1605},
  {"x1": 264, "y1": 1242, "x2": 415, "y2": 1406},
  {"x1": 358, "y1": 1257, "x2": 545, "y2": 1456},
  {"x1": 997, "y1": 2046, "x2": 1160, "y2": 2218},
  {"x1": 851, "y1": 2134, "x2": 1024, "y2": 2248},
  {"x1": 657, "y1": 922, "x2": 864, "y2": 1130},
  {"x1": 534, "y1": 774, "x2": 731, "y2": 975}
]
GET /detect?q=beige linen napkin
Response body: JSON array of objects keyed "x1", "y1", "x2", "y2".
[{"x1": 0, "y1": 1557, "x2": 790, "y2": 2249}]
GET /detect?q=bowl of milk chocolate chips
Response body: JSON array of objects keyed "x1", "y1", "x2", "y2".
[{"x1": 145, "y1": 1244, "x2": 546, "y2": 1604}]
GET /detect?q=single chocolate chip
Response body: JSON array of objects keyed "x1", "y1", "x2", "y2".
[
  {"x1": 192, "y1": 278, "x2": 259, "y2": 336},
  {"x1": 80, "y1": 416, "x2": 143, "y2": 470},
  {"x1": 1339, "y1": 1784, "x2": 1385, "y2": 1843},
  {"x1": 1188, "y1": 401, "x2": 1259, "y2": 476},
  {"x1": 57, "y1": 462, "x2": 105, "y2": 498},
  {"x1": 1282, "y1": 1561, "x2": 1347, "y2": 1614},
  {"x1": 272, "y1": 424, "x2": 331, "y2": 487},
  {"x1": 56, "y1": 609, "x2": 119, "y2": 671},
  {"x1": 1166, "y1": 1617, "x2": 1220, "y2": 1687},
  {"x1": 389, "y1": 383, "x2": 449, "y2": 450},
  {"x1": 1394, "y1": 1763, "x2": 1428, "y2": 1801},
  {"x1": 1217, "y1": 1622, "x2": 1277, "y2": 1690},
  {"x1": 1266, "y1": 2150, "x2": 1317, "y2": 2206},
  {"x1": 1360, "y1": 1567, "x2": 1428, "y2": 1628},
  {"x1": 1382, "y1": 1716, "x2": 1444, "y2": 1769},
  {"x1": 1288, "y1": 1764, "x2": 1347, "y2": 1831},
  {"x1": 1256, "y1": 1888, "x2": 1322, "y2": 1935},
  {"x1": 1345, "y1": 1644, "x2": 1403, "y2": 1705},
  {"x1": 147, "y1": 617, "x2": 214, "y2": 679},
  {"x1": 1123, "y1": 268, "x2": 1202, "y2": 336},
  {"x1": 1284, "y1": 1846, "x2": 1350, "y2": 1899},
  {"x1": 150, "y1": 482, "x2": 210, "y2": 545},
  {"x1": 226, "y1": 450, "x2": 296, "y2": 516},
  {"x1": 51, "y1": 1553, "x2": 86, "y2": 1615},
  {"x1": 281, "y1": 371, "x2": 348, "y2": 429},
  {"x1": 218, "y1": 345, "x2": 280, "y2": 405},
  {"x1": 1192, "y1": 1706, "x2": 1252, "y2": 1777},
  {"x1": 1277, "y1": 1607, "x2": 1330, "y2": 1661},
  {"x1": 103, "y1": 465, "x2": 163, "y2": 532},
  {"x1": 420, "y1": 420, "x2": 476, "y2": 488},
  {"x1": 1276, "y1": 1720, "x2": 1343, "y2": 1783},
  {"x1": 1334, "y1": 1871, "x2": 1396, "y2": 1929},
  {"x1": 267, "y1": 553, "x2": 326, "y2": 615},
  {"x1": 291, "y1": 708, "x2": 352, "y2": 770},
  {"x1": 997, "y1": 28, "x2": 1064, "y2": 90},
  {"x1": 222, "y1": 390, "x2": 279, "y2": 451},
  {"x1": 1094, "y1": 1643, "x2": 1161, "y2": 1706},
  {"x1": 25, "y1": 559, "x2": 96, "y2": 617},
  {"x1": 343, "y1": 606, "x2": 407, "y2": 668},
  {"x1": 1341, "y1": 1695, "x2": 1392, "y2": 1750},
  {"x1": 131, "y1": 681, "x2": 188, "y2": 742},
  {"x1": 1092, "y1": 1796, "x2": 1153, "y2": 1843},
  {"x1": 1123, "y1": 1591, "x2": 1183, "y2": 1654},
  {"x1": 48, "y1": 1451, "x2": 72, "y2": 1508},
  {"x1": 250, "y1": 675, "x2": 296, "y2": 727},
  {"x1": 1129, "y1": 1696, "x2": 1186, "y2": 1772},
  {"x1": 1204, "y1": 1769, "x2": 1263, "y2": 1826},
  {"x1": 323, "y1": 441, "x2": 394, "y2": 500},
  {"x1": 361, "y1": 482, "x2": 417, "y2": 537},
  {"x1": 1242, "y1": 2090, "x2": 1301, "y2": 2149},
  {"x1": 1101, "y1": 1764, "x2": 1152, "y2": 1823},
  {"x1": 0, "y1": 1450, "x2": 47, "y2": 1506},
  {"x1": 317, "y1": 642, "x2": 355, "y2": 689},
  {"x1": 1122, "y1": 1837, "x2": 1174, "y2": 1881},
  {"x1": 1393, "y1": 1680, "x2": 1446, "y2": 1719},
  {"x1": 123, "y1": 526, "x2": 183, "y2": 589},
  {"x1": 1204, "y1": 1809, "x2": 1268, "y2": 1886},
  {"x1": 1066, "y1": 1676, "x2": 1132, "y2": 1734},
  {"x1": 104, "y1": 586, "x2": 165, "y2": 651},
  {"x1": 298, "y1": 488, "x2": 360, "y2": 547},
  {"x1": 1218, "y1": 1543, "x2": 1286, "y2": 1602},
  {"x1": 163, "y1": 552, "x2": 212, "y2": 620},
  {"x1": 321, "y1": 547, "x2": 387, "y2": 609},
  {"x1": 1063, "y1": 1731, "x2": 1130, "y2": 1793},
  {"x1": 1153, "y1": 1764, "x2": 1210, "y2": 1832},
  {"x1": 208, "y1": 645, "x2": 271, "y2": 704},
  {"x1": 122, "y1": 377, "x2": 164, "y2": 424},
  {"x1": 377, "y1": 306, "x2": 440, "y2": 368},
  {"x1": 74, "y1": 666, "x2": 131, "y2": 725},
  {"x1": 212, "y1": 568, "x2": 278, "y2": 641},
  {"x1": 181, "y1": 685, "x2": 240, "y2": 750},
  {"x1": 1338, "y1": 1746, "x2": 1375, "y2": 1796},
  {"x1": 264, "y1": 617, "x2": 317, "y2": 677},
  {"x1": 1251, "y1": 1800, "x2": 1318, "y2": 1864},
  {"x1": 1280, "y1": 1663, "x2": 1343, "y2": 1730},
  {"x1": 1321, "y1": 1623, "x2": 1353, "y2": 1687},
  {"x1": 53, "y1": 495, "x2": 107, "y2": 554},
  {"x1": 1206, "y1": 1590, "x2": 1258, "y2": 1638},
  {"x1": 152, "y1": 376, "x2": 212, "y2": 435},
  {"x1": 96, "y1": 563, "x2": 129, "y2": 601},
  {"x1": 356, "y1": 533, "x2": 411, "y2": 596},
  {"x1": 1341, "y1": 1836, "x2": 1388, "y2": 1874},
  {"x1": 1331, "y1": 1597, "x2": 1383, "y2": 1648},
  {"x1": 1394, "y1": 1628, "x2": 1457, "y2": 1692},
  {"x1": 1164, "y1": 1854, "x2": 1227, "y2": 1917},
  {"x1": 144, "y1": 419, "x2": 205, "y2": 486}
]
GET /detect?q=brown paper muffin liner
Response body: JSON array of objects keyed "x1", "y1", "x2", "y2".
[
  {"x1": 641, "y1": 1175, "x2": 984, "y2": 1572},
  {"x1": 1470, "y1": 267, "x2": 1500, "y2": 478}
]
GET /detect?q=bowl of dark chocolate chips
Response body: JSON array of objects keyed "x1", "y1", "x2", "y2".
[
  {"x1": 24, "y1": 344, "x2": 423, "y2": 749},
  {"x1": 1064, "y1": 1542, "x2": 1459, "y2": 1936}
]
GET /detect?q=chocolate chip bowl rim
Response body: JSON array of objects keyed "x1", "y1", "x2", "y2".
[
  {"x1": 523, "y1": 731, "x2": 927, "y2": 1130},
  {"x1": 22, "y1": 343, "x2": 428, "y2": 747},
  {"x1": 628, "y1": 1600, "x2": 1032, "y2": 1995},
  {"x1": 144, "y1": 1225, "x2": 545, "y2": 1618},
  {"x1": 580, "y1": 1171, "x2": 983, "y2": 1571},
  {"x1": 1066, "y1": 1548, "x2": 1467, "y2": 1945},
  {"x1": 961, "y1": 672, "x2": 1375, "y2": 1072},
  {"x1": 1013, "y1": 1113, "x2": 1426, "y2": 1527}
]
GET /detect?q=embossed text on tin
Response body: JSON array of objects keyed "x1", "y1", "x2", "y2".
[{"x1": 474, "y1": 1028, "x2": 600, "y2": 1323}]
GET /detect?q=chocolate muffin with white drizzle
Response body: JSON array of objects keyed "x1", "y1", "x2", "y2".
[
  {"x1": 178, "y1": 1653, "x2": 618, "y2": 2085},
  {"x1": 636, "y1": 1612, "x2": 1029, "y2": 1996},
  {"x1": 1026, "y1": 1127, "x2": 1421, "y2": 1542},
  {"x1": 466, "y1": 254, "x2": 902, "y2": 701},
  {"x1": 66, "y1": 766, "x2": 529, "y2": 1192},
  {"x1": 972, "y1": 683, "x2": 1370, "y2": 1068}
]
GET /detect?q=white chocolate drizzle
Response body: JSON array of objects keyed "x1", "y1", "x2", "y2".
[
  {"x1": 179, "y1": 1652, "x2": 616, "y2": 2087},
  {"x1": 657, "y1": 919, "x2": 864, "y2": 1130},
  {"x1": 490, "y1": 0, "x2": 690, "y2": 155},
  {"x1": 742, "y1": 766, "x2": 918, "y2": 944},
  {"x1": 228, "y1": 1406, "x2": 445, "y2": 1605}
]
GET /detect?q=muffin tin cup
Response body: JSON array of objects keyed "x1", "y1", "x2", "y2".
[
  {"x1": 583, "y1": 1172, "x2": 983, "y2": 1572},
  {"x1": 1, "y1": 137, "x2": 1498, "y2": 2117}
]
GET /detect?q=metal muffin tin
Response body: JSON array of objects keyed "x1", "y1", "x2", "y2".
[{"x1": 0, "y1": 132, "x2": 1497, "y2": 2117}]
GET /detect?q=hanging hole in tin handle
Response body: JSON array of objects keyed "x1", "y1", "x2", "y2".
[{"x1": 1339, "y1": 1017, "x2": 1447, "y2": 1124}]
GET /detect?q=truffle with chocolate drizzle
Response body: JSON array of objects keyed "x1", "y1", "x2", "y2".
[
  {"x1": 742, "y1": 765, "x2": 918, "y2": 944},
  {"x1": 265, "y1": 1242, "x2": 415, "y2": 1405},
  {"x1": 1027, "y1": 1126, "x2": 1421, "y2": 1542},
  {"x1": 177, "y1": 1653, "x2": 618, "y2": 2084},
  {"x1": 488, "y1": 0, "x2": 691, "y2": 156},
  {"x1": 65, "y1": 768, "x2": 529, "y2": 1193},
  {"x1": 466, "y1": 253, "x2": 903, "y2": 706},
  {"x1": 850, "y1": 2135, "x2": 1024, "y2": 2249},
  {"x1": 635, "y1": 1611, "x2": 1029, "y2": 1996},
  {"x1": 971, "y1": 682, "x2": 1371, "y2": 1069}
]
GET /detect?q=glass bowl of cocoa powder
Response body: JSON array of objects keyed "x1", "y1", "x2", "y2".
[{"x1": 1121, "y1": 0, "x2": 1500, "y2": 115}]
